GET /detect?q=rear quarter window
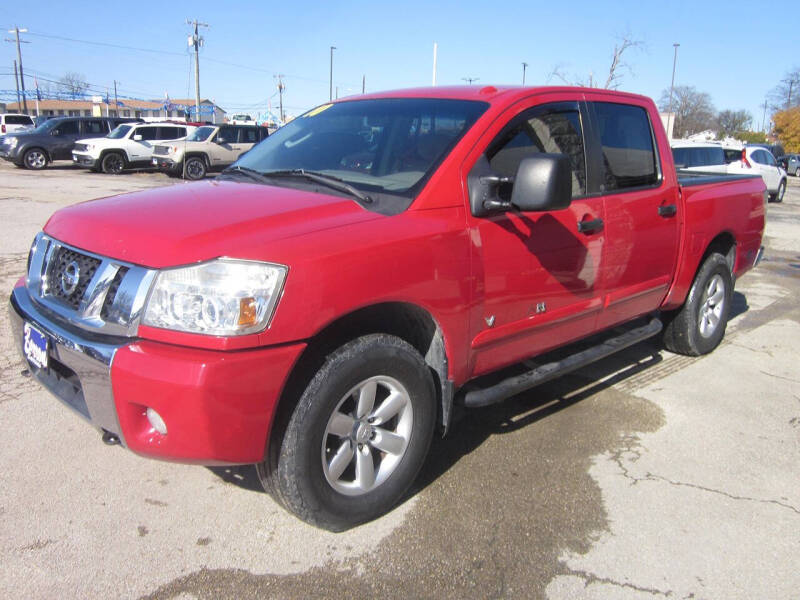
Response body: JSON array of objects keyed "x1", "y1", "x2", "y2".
[
  {"x1": 593, "y1": 102, "x2": 659, "y2": 191},
  {"x1": 5, "y1": 115, "x2": 33, "y2": 125}
]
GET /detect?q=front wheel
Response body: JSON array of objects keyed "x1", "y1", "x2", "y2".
[
  {"x1": 258, "y1": 334, "x2": 436, "y2": 531},
  {"x1": 663, "y1": 253, "x2": 733, "y2": 356},
  {"x1": 23, "y1": 148, "x2": 48, "y2": 170},
  {"x1": 101, "y1": 152, "x2": 125, "y2": 174},
  {"x1": 183, "y1": 156, "x2": 207, "y2": 180}
]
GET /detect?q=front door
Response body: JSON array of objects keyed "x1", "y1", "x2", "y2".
[{"x1": 465, "y1": 98, "x2": 606, "y2": 377}]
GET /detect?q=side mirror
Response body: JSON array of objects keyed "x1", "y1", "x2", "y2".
[
  {"x1": 133, "y1": 134, "x2": 143, "y2": 141},
  {"x1": 468, "y1": 153, "x2": 572, "y2": 217}
]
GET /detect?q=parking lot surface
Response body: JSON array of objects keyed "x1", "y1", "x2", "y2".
[{"x1": 1, "y1": 161, "x2": 798, "y2": 599}]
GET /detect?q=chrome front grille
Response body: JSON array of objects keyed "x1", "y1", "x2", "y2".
[{"x1": 26, "y1": 233, "x2": 156, "y2": 337}]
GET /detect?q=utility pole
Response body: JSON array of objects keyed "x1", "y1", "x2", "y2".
[
  {"x1": 187, "y1": 19, "x2": 208, "y2": 121},
  {"x1": 522, "y1": 62, "x2": 528, "y2": 85},
  {"x1": 761, "y1": 99, "x2": 769, "y2": 133},
  {"x1": 5, "y1": 26, "x2": 29, "y2": 113},
  {"x1": 13, "y1": 59, "x2": 20, "y2": 106},
  {"x1": 275, "y1": 74, "x2": 285, "y2": 124},
  {"x1": 113, "y1": 80, "x2": 119, "y2": 114},
  {"x1": 782, "y1": 77, "x2": 798, "y2": 109},
  {"x1": 462, "y1": 77, "x2": 479, "y2": 85},
  {"x1": 329, "y1": 46, "x2": 336, "y2": 102},
  {"x1": 667, "y1": 43, "x2": 680, "y2": 140},
  {"x1": 362, "y1": 74, "x2": 365, "y2": 94}
]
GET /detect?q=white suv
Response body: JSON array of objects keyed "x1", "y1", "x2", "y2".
[
  {"x1": 1, "y1": 113, "x2": 34, "y2": 134},
  {"x1": 727, "y1": 146, "x2": 787, "y2": 202},
  {"x1": 72, "y1": 122, "x2": 196, "y2": 174}
]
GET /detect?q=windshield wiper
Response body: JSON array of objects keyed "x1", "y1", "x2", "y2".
[
  {"x1": 220, "y1": 165, "x2": 275, "y2": 184},
  {"x1": 262, "y1": 169, "x2": 373, "y2": 203}
]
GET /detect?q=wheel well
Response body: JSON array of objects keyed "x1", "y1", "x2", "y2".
[
  {"x1": 702, "y1": 232, "x2": 736, "y2": 273},
  {"x1": 267, "y1": 303, "x2": 452, "y2": 461},
  {"x1": 99, "y1": 148, "x2": 127, "y2": 163},
  {"x1": 23, "y1": 146, "x2": 50, "y2": 161},
  {"x1": 185, "y1": 152, "x2": 209, "y2": 166}
]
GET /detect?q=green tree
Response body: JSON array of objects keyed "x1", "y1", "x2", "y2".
[{"x1": 733, "y1": 130, "x2": 767, "y2": 144}]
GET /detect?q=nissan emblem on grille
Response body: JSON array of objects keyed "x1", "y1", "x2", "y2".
[{"x1": 61, "y1": 260, "x2": 81, "y2": 296}]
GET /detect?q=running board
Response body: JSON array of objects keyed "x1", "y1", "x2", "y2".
[{"x1": 462, "y1": 317, "x2": 663, "y2": 408}]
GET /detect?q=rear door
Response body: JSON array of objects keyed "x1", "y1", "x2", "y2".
[
  {"x1": 585, "y1": 99, "x2": 680, "y2": 330},
  {"x1": 464, "y1": 97, "x2": 606, "y2": 376},
  {"x1": 81, "y1": 119, "x2": 109, "y2": 138}
]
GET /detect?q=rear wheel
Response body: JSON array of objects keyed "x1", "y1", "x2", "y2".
[
  {"x1": 771, "y1": 179, "x2": 786, "y2": 203},
  {"x1": 23, "y1": 148, "x2": 48, "y2": 170},
  {"x1": 184, "y1": 156, "x2": 207, "y2": 180},
  {"x1": 257, "y1": 334, "x2": 436, "y2": 531},
  {"x1": 101, "y1": 152, "x2": 125, "y2": 174},
  {"x1": 663, "y1": 252, "x2": 732, "y2": 356}
]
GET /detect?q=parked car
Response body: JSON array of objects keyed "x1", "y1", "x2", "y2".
[
  {"x1": 0, "y1": 116, "x2": 142, "y2": 170},
  {"x1": 10, "y1": 86, "x2": 766, "y2": 531},
  {"x1": 776, "y1": 153, "x2": 800, "y2": 176},
  {"x1": 151, "y1": 124, "x2": 268, "y2": 179},
  {"x1": 1, "y1": 113, "x2": 34, "y2": 134},
  {"x1": 229, "y1": 113, "x2": 254, "y2": 125},
  {"x1": 727, "y1": 146, "x2": 787, "y2": 202},
  {"x1": 671, "y1": 141, "x2": 729, "y2": 172},
  {"x1": 72, "y1": 122, "x2": 196, "y2": 174}
]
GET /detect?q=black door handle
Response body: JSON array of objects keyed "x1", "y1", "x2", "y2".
[
  {"x1": 658, "y1": 204, "x2": 677, "y2": 217},
  {"x1": 577, "y1": 218, "x2": 604, "y2": 233}
]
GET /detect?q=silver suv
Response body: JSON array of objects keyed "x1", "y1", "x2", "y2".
[{"x1": 152, "y1": 124, "x2": 268, "y2": 179}]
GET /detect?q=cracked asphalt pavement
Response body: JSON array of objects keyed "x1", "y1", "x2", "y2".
[{"x1": 0, "y1": 161, "x2": 798, "y2": 599}]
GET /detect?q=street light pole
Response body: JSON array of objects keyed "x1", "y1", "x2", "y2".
[
  {"x1": 329, "y1": 46, "x2": 336, "y2": 102},
  {"x1": 6, "y1": 27, "x2": 29, "y2": 113},
  {"x1": 667, "y1": 43, "x2": 680, "y2": 139},
  {"x1": 522, "y1": 62, "x2": 528, "y2": 86}
]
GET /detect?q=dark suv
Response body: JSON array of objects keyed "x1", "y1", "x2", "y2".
[{"x1": 0, "y1": 116, "x2": 142, "y2": 170}]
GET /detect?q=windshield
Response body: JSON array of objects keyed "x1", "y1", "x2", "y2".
[
  {"x1": 187, "y1": 126, "x2": 215, "y2": 142},
  {"x1": 108, "y1": 124, "x2": 132, "y2": 139},
  {"x1": 234, "y1": 98, "x2": 488, "y2": 197}
]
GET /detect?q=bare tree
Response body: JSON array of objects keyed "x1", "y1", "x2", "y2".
[
  {"x1": 767, "y1": 67, "x2": 800, "y2": 112},
  {"x1": 547, "y1": 34, "x2": 643, "y2": 89},
  {"x1": 58, "y1": 72, "x2": 90, "y2": 98},
  {"x1": 657, "y1": 85, "x2": 716, "y2": 137},
  {"x1": 716, "y1": 109, "x2": 752, "y2": 138}
]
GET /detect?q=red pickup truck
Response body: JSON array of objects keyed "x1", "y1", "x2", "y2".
[{"x1": 10, "y1": 86, "x2": 765, "y2": 530}]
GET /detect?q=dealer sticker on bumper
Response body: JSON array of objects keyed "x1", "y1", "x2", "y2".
[{"x1": 23, "y1": 322, "x2": 48, "y2": 370}]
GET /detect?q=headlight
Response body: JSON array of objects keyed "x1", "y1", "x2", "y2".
[
  {"x1": 8, "y1": 136, "x2": 18, "y2": 149},
  {"x1": 142, "y1": 258, "x2": 287, "y2": 336},
  {"x1": 86, "y1": 143, "x2": 95, "y2": 151}
]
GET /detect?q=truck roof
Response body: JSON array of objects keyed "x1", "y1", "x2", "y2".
[{"x1": 352, "y1": 85, "x2": 654, "y2": 106}]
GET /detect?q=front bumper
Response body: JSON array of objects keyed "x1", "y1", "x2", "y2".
[
  {"x1": 152, "y1": 156, "x2": 181, "y2": 171},
  {"x1": 10, "y1": 283, "x2": 306, "y2": 465},
  {"x1": 0, "y1": 147, "x2": 20, "y2": 161},
  {"x1": 71, "y1": 152, "x2": 98, "y2": 168}
]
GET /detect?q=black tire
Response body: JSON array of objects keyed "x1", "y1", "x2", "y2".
[
  {"x1": 771, "y1": 179, "x2": 786, "y2": 203},
  {"x1": 663, "y1": 253, "x2": 732, "y2": 356},
  {"x1": 184, "y1": 156, "x2": 207, "y2": 180},
  {"x1": 101, "y1": 152, "x2": 125, "y2": 174},
  {"x1": 257, "y1": 334, "x2": 436, "y2": 531},
  {"x1": 23, "y1": 148, "x2": 48, "y2": 170}
]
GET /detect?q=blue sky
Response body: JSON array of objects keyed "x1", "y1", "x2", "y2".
[{"x1": 0, "y1": 0, "x2": 796, "y2": 128}]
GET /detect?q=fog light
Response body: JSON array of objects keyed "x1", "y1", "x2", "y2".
[{"x1": 146, "y1": 407, "x2": 168, "y2": 435}]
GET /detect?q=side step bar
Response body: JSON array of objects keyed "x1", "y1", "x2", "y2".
[{"x1": 462, "y1": 317, "x2": 663, "y2": 408}]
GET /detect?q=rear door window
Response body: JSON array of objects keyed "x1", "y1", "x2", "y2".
[
  {"x1": 6, "y1": 115, "x2": 33, "y2": 125},
  {"x1": 239, "y1": 128, "x2": 259, "y2": 143},
  {"x1": 591, "y1": 102, "x2": 659, "y2": 191},
  {"x1": 54, "y1": 120, "x2": 80, "y2": 135},
  {"x1": 82, "y1": 120, "x2": 108, "y2": 135},
  {"x1": 156, "y1": 127, "x2": 185, "y2": 140}
]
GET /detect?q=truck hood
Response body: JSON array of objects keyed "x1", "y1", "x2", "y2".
[{"x1": 43, "y1": 180, "x2": 381, "y2": 268}]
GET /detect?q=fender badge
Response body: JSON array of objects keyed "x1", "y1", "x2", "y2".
[{"x1": 485, "y1": 315, "x2": 495, "y2": 327}]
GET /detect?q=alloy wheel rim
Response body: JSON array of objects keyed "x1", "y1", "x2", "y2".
[
  {"x1": 699, "y1": 273, "x2": 725, "y2": 338},
  {"x1": 26, "y1": 151, "x2": 45, "y2": 168},
  {"x1": 187, "y1": 159, "x2": 204, "y2": 178},
  {"x1": 321, "y1": 375, "x2": 413, "y2": 496}
]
